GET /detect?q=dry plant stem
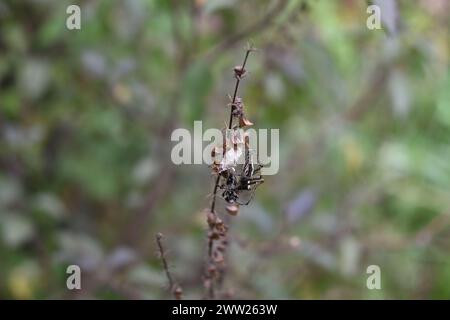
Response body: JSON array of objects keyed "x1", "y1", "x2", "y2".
[
  {"x1": 205, "y1": 48, "x2": 254, "y2": 299},
  {"x1": 210, "y1": 48, "x2": 253, "y2": 213},
  {"x1": 156, "y1": 233, "x2": 182, "y2": 300}
]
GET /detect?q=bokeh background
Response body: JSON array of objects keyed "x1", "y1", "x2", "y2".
[{"x1": 1, "y1": 0, "x2": 450, "y2": 299}]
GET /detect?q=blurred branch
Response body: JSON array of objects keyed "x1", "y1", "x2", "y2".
[
  {"x1": 156, "y1": 233, "x2": 183, "y2": 300},
  {"x1": 344, "y1": 64, "x2": 390, "y2": 121},
  {"x1": 121, "y1": 1, "x2": 195, "y2": 249},
  {"x1": 204, "y1": 46, "x2": 255, "y2": 300},
  {"x1": 203, "y1": 0, "x2": 289, "y2": 63},
  {"x1": 289, "y1": 63, "x2": 392, "y2": 181}
]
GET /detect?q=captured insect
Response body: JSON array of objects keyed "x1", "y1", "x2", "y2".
[
  {"x1": 218, "y1": 145, "x2": 264, "y2": 205},
  {"x1": 220, "y1": 168, "x2": 240, "y2": 204}
]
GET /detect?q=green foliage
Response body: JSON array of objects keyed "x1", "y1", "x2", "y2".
[{"x1": 0, "y1": 0, "x2": 449, "y2": 299}]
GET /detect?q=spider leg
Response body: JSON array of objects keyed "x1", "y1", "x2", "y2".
[
  {"x1": 253, "y1": 165, "x2": 263, "y2": 173},
  {"x1": 246, "y1": 178, "x2": 264, "y2": 185},
  {"x1": 236, "y1": 188, "x2": 257, "y2": 205},
  {"x1": 236, "y1": 198, "x2": 252, "y2": 205},
  {"x1": 236, "y1": 178, "x2": 264, "y2": 193}
]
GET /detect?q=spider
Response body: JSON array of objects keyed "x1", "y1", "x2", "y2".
[
  {"x1": 219, "y1": 148, "x2": 264, "y2": 205},
  {"x1": 220, "y1": 168, "x2": 240, "y2": 203}
]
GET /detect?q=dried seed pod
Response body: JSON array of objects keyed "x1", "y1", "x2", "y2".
[
  {"x1": 232, "y1": 108, "x2": 243, "y2": 118},
  {"x1": 231, "y1": 98, "x2": 244, "y2": 118},
  {"x1": 213, "y1": 251, "x2": 224, "y2": 264},
  {"x1": 226, "y1": 204, "x2": 239, "y2": 216},
  {"x1": 209, "y1": 231, "x2": 220, "y2": 240},
  {"x1": 215, "y1": 221, "x2": 227, "y2": 234},
  {"x1": 207, "y1": 211, "x2": 217, "y2": 227},
  {"x1": 203, "y1": 278, "x2": 211, "y2": 289},
  {"x1": 174, "y1": 286, "x2": 183, "y2": 300},
  {"x1": 223, "y1": 288, "x2": 235, "y2": 299},
  {"x1": 208, "y1": 264, "x2": 217, "y2": 276},
  {"x1": 233, "y1": 65, "x2": 246, "y2": 78},
  {"x1": 215, "y1": 218, "x2": 224, "y2": 228},
  {"x1": 234, "y1": 97, "x2": 244, "y2": 107},
  {"x1": 239, "y1": 116, "x2": 254, "y2": 128}
]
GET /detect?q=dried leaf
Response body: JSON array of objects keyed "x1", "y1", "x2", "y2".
[{"x1": 239, "y1": 117, "x2": 254, "y2": 128}]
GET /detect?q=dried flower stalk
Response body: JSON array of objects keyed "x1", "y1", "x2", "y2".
[
  {"x1": 204, "y1": 44, "x2": 257, "y2": 299},
  {"x1": 155, "y1": 233, "x2": 183, "y2": 300}
]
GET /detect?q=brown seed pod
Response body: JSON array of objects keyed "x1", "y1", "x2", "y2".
[
  {"x1": 208, "y1": 264, "x2": 217, "y2": 276},
  {"x1": 213, "y1": 251, "x2": 224, "y2": 264},
  {"x1": 174, "y1": 286, "x2": 183, "y2": 300},
  {"x1": 215, "y1": 221, "x2": 227, "y2": 234},
  {"x1": 209, "y1": 231, "x2": 220, "y2": 240},
  {"x1": 207, "y1": 211, "x2": 217, "y2": 227},
  {"x1": 226, "y1": 204, "x2": 239, "y2": 216},
  {"x1": 231, "y1": 97, "x2": 244, "y2": 118},
  {"x1": 233, "y1": 65, "x2": 246, "y2": 78},
  {"x1": 203, "y1": 278, "x2": 211, "y2": 289},
  {"x1": 215, "y1": 218, "x2": 224, "y2": 228}
]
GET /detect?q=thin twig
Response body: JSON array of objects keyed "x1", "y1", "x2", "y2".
[
  {"x1": 156, "y1": 233, "x2": 182, "y2": 299},
  {"x1": 204, "y1": 0, "x2": 287, "y2": 63},
  {"x1": 204, "y1": 45, "x2": 255, "y2": 300},
  {"x1": 121, "y1": 1, "x2": 195, "y2": 250}
]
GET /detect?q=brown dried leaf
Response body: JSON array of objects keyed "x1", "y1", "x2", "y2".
[{"x1": 239, "y1": 117, "x2": 254, "y2": 128}]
